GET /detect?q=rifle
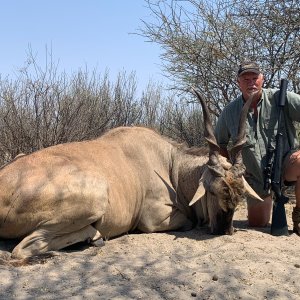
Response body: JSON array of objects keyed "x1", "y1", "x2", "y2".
[{"x1": 269, "y1": 78, "x2": 289, "y2": 236}]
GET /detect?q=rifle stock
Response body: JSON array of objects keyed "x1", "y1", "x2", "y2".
[{"x1": 270, "y1": 78, "x2": 289, "y2": 236}]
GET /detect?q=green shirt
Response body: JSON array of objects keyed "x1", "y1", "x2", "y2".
[{"x1": 215, "y1": 88, "x2": 300, "y2": 196}]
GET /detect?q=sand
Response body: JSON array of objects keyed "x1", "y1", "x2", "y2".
[{"x1": 0, "y1": 200, "x2": 299, "y2": 300}]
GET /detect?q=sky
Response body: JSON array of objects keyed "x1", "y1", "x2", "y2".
[{"x1": 0, "y1": 0, "x2": 168, "y2": 92}]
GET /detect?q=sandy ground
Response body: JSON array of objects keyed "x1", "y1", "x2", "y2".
[{"x1": 0, "y1": 200, "x2": 299, "y2": 300}]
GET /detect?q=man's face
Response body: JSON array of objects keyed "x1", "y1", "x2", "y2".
[{"x1": 237, "y1": 72, "x2": 264, "y2": 101}]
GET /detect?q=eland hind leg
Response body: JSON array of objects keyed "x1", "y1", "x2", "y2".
[{"x1": 11, "y1": 223, "x2": 104, "y2": 259}]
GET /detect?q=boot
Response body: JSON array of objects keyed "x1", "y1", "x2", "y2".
[{"x1": 292, "y1": 207, "x2": 300, "y2": 235}]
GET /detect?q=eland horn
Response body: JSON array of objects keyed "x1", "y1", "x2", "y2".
[
  {"x1": 191, "y1": 88, "x2": 223, "y2": 174},
  {"x1": 230, "y1": 92, "x2": 257, "y2": 165}
]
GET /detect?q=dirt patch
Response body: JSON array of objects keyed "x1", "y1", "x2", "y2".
[{"x1": 1, "y1": 201, "x2": 299, "y2": 300}]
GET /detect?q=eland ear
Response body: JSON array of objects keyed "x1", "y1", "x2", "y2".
[
  {"x1": 189, "y1": 181, "x2": 206, "y2": 206},
  {"x1": 242, "y1": 176, "x2": 264, "y2": 202},
  {"x1": 189, "y1": 169, "x2": 208, "y2": 206}
]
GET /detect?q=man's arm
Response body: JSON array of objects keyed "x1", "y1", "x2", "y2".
[{"x1": 286, "y1": 91, "x2": 300, "y2": 122}]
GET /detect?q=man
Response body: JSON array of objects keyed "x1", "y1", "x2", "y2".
[{"x1": 215, "y1": 61, "x2": 300, "y2": 234}]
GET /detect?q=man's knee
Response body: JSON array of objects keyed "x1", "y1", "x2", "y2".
[
  {"x1": 247, "y1": 196, "x2": 272, "y2": 227},
  {"x1": 284, "y1": 150, "x2": 300, "y2": 182}
]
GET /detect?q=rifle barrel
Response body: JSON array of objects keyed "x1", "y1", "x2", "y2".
[
  {"x1": 278, "y1": 79, "x2": 288, "y2": 107},
  {"x1": 270, "y1": 78, "x2": 289, "y2": 236}
]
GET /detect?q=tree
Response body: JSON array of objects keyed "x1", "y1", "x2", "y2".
[
  {"x1": 139, "y1": 0, "x2": 300, "y2": 116},
  {"x1": 0, "y1": 48, "x2": 208, "y2": 164}
]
